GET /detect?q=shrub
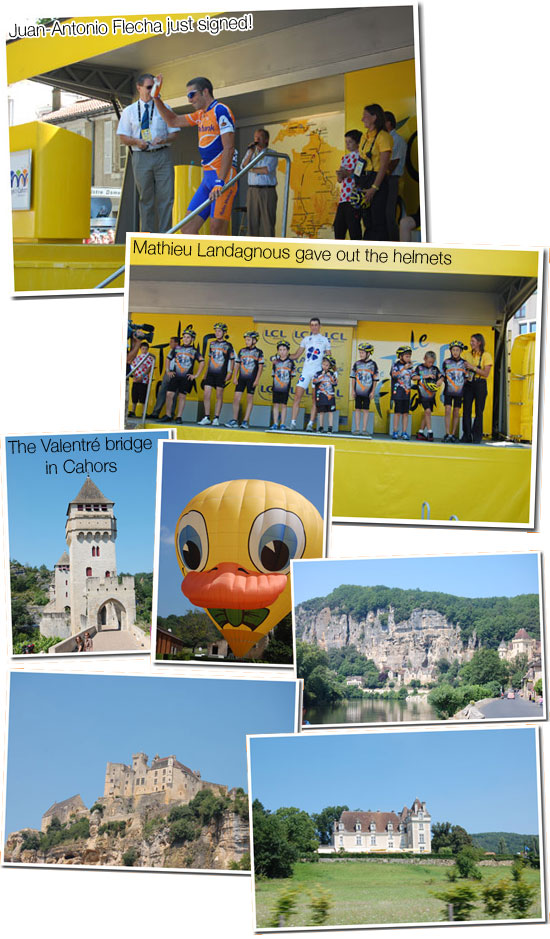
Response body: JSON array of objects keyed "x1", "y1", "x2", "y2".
[
  {"x1": 90, "y1": 803, "x2": 104, "y2": 815},
  {"x1": 433, "y1": 883, "x2": 479, "y2": 921},
  {"x1": 229, "y1": 851, "x2": 251, "y2": 871},
  {"x1": 122, "y1": 847, "x2": 138, "y2": 867},
  {"x1": 307, "y1": 885, "x2": 333, "y2": 925},
  {"x1": 169, "y1": 817, "x2": 197, "y2": 845},
  {"x1": 21, "y1": 831, "x2": 41, "y2": 851},
  {"x1": 455, "y1": 848, "x2": 482, "y2": 880},
  {"x1": 481, "y1": 879, "x2": 509, "y2": 917},
  {"x1": 508, "y1": 862, "x2": 537, "y2": 918},
  {"x1": 267, "y1": 885, "x2": 301, "y2": 928}
]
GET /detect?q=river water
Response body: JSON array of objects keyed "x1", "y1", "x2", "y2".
[{"x1": 305, "y1": 696, "x2": 440, "y2": 726}]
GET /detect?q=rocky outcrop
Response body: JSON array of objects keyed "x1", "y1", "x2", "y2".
[
  {"x1": 5, "y1": 799, "x2": 249, "y2": 870},
  {"x1": 297, "y1": 604, "x2": 475, "y2": 680}
]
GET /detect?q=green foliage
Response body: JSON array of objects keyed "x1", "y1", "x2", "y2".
[
  {"x1": 433, "y1": 882, "x2": 479, "y2": 921},
  {"x1": 481, "y1": 879, "x2": 509, "y2": 916},
  {"x1": 273, "y1": 807, "x2": 319, "y2": 858},
  {"x1": 253, "y1": 800, "x2": 300, "y2": 879},
  {"x1": 20, "y1": 831, "x2": 41, "y2": 851},
  {"x1": 13, "y1": 628, "x2": 62, "y2": 654},
  {"x1": 40, "y1": 815, "x2": 90, "y2": 850},
  {"x1": 312, "y1": 805, "x2": 349, "y2": 845},
  {"x1": 267, "y1": 884, "x2": 301, "y2": 927},
  {"x1": 132, "y1": 572, "x2": 153, "y2": 622},
  {"x1": 167, "y1": 789, "x2": 231, "y2": 845},
  {"x1": 297, "y1": 585, "x2": 539, "y2": 647},
  {"x1": 90, "y1": 802, "x2": 104, "y2": 815},
  {"x1": 455, "y1": 847, "x2": 482, "y2": 880},
  {"x1": 428, "y1": 680, "x2": 501, "y2": 719},
  {"x1": 122, "y1": 847, "x2": 138, "y2": 867},
  {"x1": 508, "y1": 860, "x2": 537, "y2": 918},
  {"x1": 307, "y1": 885, "x2": 333, "y2": 925},
  {"x1": 472, "y1": 831, "x2": 539, "y2": 855},
  {"x1": 431, "y1": 822, "x2": 472, "y2": 855},
  {"x1": 229, "y1": 851, "x2": 251, "y2": 870},
  {"x1": 534, "y1": 678, "x2": 543, "y2": 696},
  {"x1": 459, "y1": 649, "x2": 509, "y2": 687},
  {"x1": 98, "y1": 820, "x2": 126, "y2": 838},
  {"x1": 256, "y1": 614, "x2": 294, "y2": 665},
  {"x1": 142, "y1": 816, "x2": 164, "y2": 842},
  {"x1": 157, "y1": 610, "x2": 219, "y2": 648}
]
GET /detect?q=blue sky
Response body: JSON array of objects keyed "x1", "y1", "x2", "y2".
[
  {"x1": 6, "y1": 432, "x2": 169, "y2": 573},
  {"x1": 5, "y1": 673, "x2": 297, "y2": 835},
  {"x1": 157, "y1": 441, "x2": 329, "y2": 617},
  {"x1": 249, "y1": 728, "x2": 540, "y2": 833},
  {"x1": 292, "y1": 554, "x2": 539, "y2": 606}
]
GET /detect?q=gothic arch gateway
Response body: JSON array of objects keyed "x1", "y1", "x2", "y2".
[{"x1": 97, "y1": 598, "x2": 127, "y2": 631}]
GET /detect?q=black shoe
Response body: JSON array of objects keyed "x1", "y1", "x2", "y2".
[
  {"x1": 174, "y1": 417, "x2": 183, "y2": 425},
  {"x1": 460, "y1": 435, "x2": 472, "y2": 443},
  {"x1": 128, "y1": 411, "x2": 135, "y2": 418}
]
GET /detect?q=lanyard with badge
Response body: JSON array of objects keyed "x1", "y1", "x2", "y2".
[
  {"x1": 138, "y1": 100, "x2": 154, "y2": 143},
  {"x1": 353, "y1": 130, "x2": 380, "y2": 185}
]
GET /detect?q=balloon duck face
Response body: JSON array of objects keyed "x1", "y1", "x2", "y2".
[{"x1": 175, "y1": 479, "x2": 324, "y2": 657}]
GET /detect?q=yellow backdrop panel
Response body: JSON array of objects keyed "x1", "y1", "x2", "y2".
[
  {"x1": 345, "y1": 59, "x2": 419, "y2": 216},
  {"x1": 509, "y1": 333, "x2": 536, "y2": 442},
  {"x1": 169, "y1": 426, "x2": 531, "y2": 525},
  {"x1": 355, "y1": 321, "x2": 495, "y2": 437}
]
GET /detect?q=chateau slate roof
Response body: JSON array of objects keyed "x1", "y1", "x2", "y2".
[
  {"x1": 69, "y1": 476, "x2": 112, "y2": 507},
  {"x1": 151, "y1": 756, "x2": 197, "y2": 776},
  {"x1": 339, "y1": 810, "x2": 403, "y2": 832},
  {"x1": 55, "y1": 551, "x2": 70, "y2": 566},
  {"x1": 513, "y1": 628, "x2": 531, "y2": 640},
  {"x1": 43, "y1": 794, "x2": 85, "y2": 817}
]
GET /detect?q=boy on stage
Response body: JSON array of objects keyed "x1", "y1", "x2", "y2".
[
  {"x1": 164, "y1": 326, "x2": 204, "y2": 424},
  {"x1": 413, "y1": 350, "x2": 443, "y2": 440},
  {"x1": 390, "y1": 345, "x2": 414, "y2": 440},
  {"x1": 270, "y1": 341, "x2": 296, "y2": 430},
  {"x1": 350, "y1": 342, "x2": 379, "y2": 435},
  {"x1": 225, "y1": 331, "x2": 265, "y2": 429},
  {"x1": 313, "y1": 356, "x2": 338, "y2": 433},
  {"x1": 442, "y1": 340, "x2": 468, "y2": 443},
  {"x1": 198, "y1": 323, "x2": 235, "y2": 426}
]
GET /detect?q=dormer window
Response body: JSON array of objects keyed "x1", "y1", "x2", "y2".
[
  {"x1": 370, "y1": 822, "x2": 376, "y2": 831},
  {"x1": 338, "y1": 823, "x2": 344, "y2": 831},
  {"x1": 418, "y1": 811, "x2": 424, "y2": 819},
  {"x1": 387, "y1": 822, "x2": 393, "y2": 830},
  {"x1": 355, "y1": 822, "x2": 361, "y2": 831},
  {"x1": 399, "y1": 824, "x2": 404, "y2": 831}
]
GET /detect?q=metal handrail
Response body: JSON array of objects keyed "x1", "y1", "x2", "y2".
[{"x1": 95, "y1": 148, "x2": 291, "y2": 289}]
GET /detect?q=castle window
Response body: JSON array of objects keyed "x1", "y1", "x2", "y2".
[
  {"x1": 97, "y1": 547, "x2": 100, "y2": 557},
  {"x1": 339, "y1": 836, "x2": 343, "y2": 846},
  {"x1": 86, "y1": 567, "x2": 92, "y2": 576},
  {"x1": 388, "y1": 841, "x2": 394, "y2": 849},
  {"x1": 418, "y1": 811, "x2": 424, "y2": 819},
  {"x1": 419, "y1": 823, "x2": 424, "y2": 830},
  {"x1": 370, "y1": 836, "x2": 376, "y2": 845},
  {"x1": 419, "y1": 835, "x2": 425, "y2": 844},
  {"x1": 355, "y1": 822, "x2": 361, "y2": 831},
  {"x1": 370, "y1": 822, "x2": 376, "y2": 831},
  {"x1": 356, "y1": 836, "x2": 362, "y2": 845},
  {"x1": 338, "y1": 823, "x2": 344, "y2": 831},
  {"x1": 85, "y1": 504, "x2": 92, "y2": 511},
  {"x1": 77, "y1": 504, "x2": 83, "y2": 510},
  {"x1": 102, "y1": 505, "x2": 108, "y2": 511},
  {"x1": 94, "y1": 505, "x2": 100, "y2": 511},
  {"x1": 387, "y1": 822, "x2": 393, "y2": 830},
  {"x1": 105, "y1": 571, "x2": 110, "y2": 578}
]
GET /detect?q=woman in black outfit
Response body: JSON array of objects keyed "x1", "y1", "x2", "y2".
[{"x1": 461, "y1": 333, "x2": 493, "y2": 444}]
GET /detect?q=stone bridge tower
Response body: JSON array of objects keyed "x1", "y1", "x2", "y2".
[{"x1": 66, "y1": 477, "x2": 118, "y2": 634}]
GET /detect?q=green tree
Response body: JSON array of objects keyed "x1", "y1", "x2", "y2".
[
  {"x1": 428, "y1": 684, "x2": 464, "y2": 719},
  {"x1": 455, "y1": 847, "x2": 482, "y2": 880},
  {"x1": 481, "y1": 879, "x2": 509, "y2": 916},
  {"x1": 312, "y1": 805, "x2": 349, "y2": 845},
  {"x1": 252, "y1": 801, "x2": 298, "y2": 879},
  {"x1": 122, "y1": 847, "x2": 138, "y2": 866},
  {"x1": 274, "y1": 807, "x2": 319, "y2": 857},
  {"x1": 433, "y1": 883, "x2": 479, "y2": 921},
  {"x1": 432, "y1": 822, "x2": 473, "y2": 855},
  {"x1": 497, "y1": 837, "x2": 507, "y2": 855},
  {"x1": 458, "y1": 648, "x2": 509, "y2": 687}
]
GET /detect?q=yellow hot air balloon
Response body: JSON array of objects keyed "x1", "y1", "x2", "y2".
[{"x1": 174, "y1": 479, "x2": 324, "y2": 657}]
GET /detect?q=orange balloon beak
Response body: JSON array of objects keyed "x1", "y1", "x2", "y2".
[{"x1": 181, "y1": 562, "x2": 287, "y2": 609}]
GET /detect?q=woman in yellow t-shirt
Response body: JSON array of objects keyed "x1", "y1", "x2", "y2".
[
  {"x1": 462, "y1": 333, "x2": 493, "y2": 444},
  {"x1": 357, "y1": 104, "x2": 393, "y2": 241}
]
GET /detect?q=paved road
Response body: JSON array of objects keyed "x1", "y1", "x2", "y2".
[
  {"x1": 92, "y1": 629, "x2": 149, "y2": 652},
  {"x1": 479, "y1": 696, "x2": 543, "y2": 719}
]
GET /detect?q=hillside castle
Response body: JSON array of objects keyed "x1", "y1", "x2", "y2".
[
  {"x1": 325, "y1": 798, "x2": 431, "y2": 854},
  {"x1": 296, "y1": 604, "x2": 538, "y2": 686},
  {"x1": 39, "y1": 476, "x2": 136, "y2": 641}
]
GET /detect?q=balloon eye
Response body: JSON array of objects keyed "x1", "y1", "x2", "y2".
[
  {"x1": 249, "y1": 509, "x2": 306, "y2": 575},
  {"x1": 175, "y1": 511, "x2": 208, "y2": 573}
]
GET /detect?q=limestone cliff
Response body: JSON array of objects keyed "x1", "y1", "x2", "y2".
[
  {"x1": 296, "y1": 603, "x2": 475, "y2": 678},
  {"x1": 5, "y1": 792, "x2": 250, "y2": 871}
]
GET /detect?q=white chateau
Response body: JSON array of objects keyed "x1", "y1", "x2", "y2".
[
  {"x1": 326, "y1": 799, "x2": 431, "y2": 854},
  {"x1": 39, "y1": 477, "x2": 136, "y2": 642}
]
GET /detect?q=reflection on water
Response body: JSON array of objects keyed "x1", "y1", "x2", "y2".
[{"x1": 306, "y1": 696, "x2": 440, "y2": 725}]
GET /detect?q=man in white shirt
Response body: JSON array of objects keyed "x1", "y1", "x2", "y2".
[
  {"x1": 117, "y1": 73, "x2": 180, "y2": 232},
  {"x1": 289, "y1": 317, "x2": 332, "y2": 430},
  {"x1": 384, "y1": 111, "x2": 407, "y2": 242},
  {"x1": 241, "y1": 128, "x2": 278, "y2": 237}
]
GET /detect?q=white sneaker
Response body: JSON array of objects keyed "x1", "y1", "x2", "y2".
[
  {"x1": 306, "y1": 421, "x2": 314, "y2": 431},
  {"x1": 290, "y1": 420, "x2": 297, "y2": 430},
  {"x1": 212, "y1": 417, "x2": 220, "y2": 426},
  {"x1": 198, "y1": 416, "x2": 211, "y2": 426}
]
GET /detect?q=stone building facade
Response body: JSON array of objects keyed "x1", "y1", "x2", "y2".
[
  {"x1": 41, "y1": 794, "x2": 88, "y2": 833},
  {"x1": 39, "y1": 476, "x2": 136, "y2": 639},
  {"x1": 328, "y1": 799, "x2": 431, "y2": 854},
  {"x1": 102, "y1": 752, "x2": 227, "y2": 810},
  {"x1": 498, "y1": 628, "x2": 540, "y2": 663}
]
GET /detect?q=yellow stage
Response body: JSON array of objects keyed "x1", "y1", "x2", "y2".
[
  {"x1": 138, "y1": 424, "x2": 532, "y2": 525},
  {"x1": 13, "y1": 244, "x2": 125, "y2": 292}
]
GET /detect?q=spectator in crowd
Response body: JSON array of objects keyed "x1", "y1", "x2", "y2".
[
  {"x1": 241, "y1": 128, "x2": 278, "y2": 237},
  {"x1": 357, "y1": 104, "x2": 393, "y2": 241},
  {"x1": 333, "y1": 129, "x2": 363, "y2": 240},
  {"x1": 462, "y1": 333, "x2": 493, "y2": 444},
  {"x1": 384, "y1": 111, "x2": 407, "y2": 241},
  {"x1": 117, "y1": 73, "x2": 179, "y2": 232},
  {"x1": 127, "y1": 341, "x2": 155, "y2": 419}
]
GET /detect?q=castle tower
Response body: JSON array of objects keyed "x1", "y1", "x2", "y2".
[
  {"x1": 65, "y1": 477, "x2": 117, "y2": 634},
  {"x1": 49, "y1": 551, "x2": 70, "y2": 612}
]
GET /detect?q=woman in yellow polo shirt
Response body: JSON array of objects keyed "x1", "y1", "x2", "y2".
[
  {"x1": 462, "y1": 333, "x2": 493, "y2": 444},
  {"x1": 356, "y1": 103, "x2": 393, "y2": 241}
]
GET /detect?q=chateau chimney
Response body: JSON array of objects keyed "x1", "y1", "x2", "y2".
[{"x1": 52, "y1": 87, "x2": 62, "y2": 111}]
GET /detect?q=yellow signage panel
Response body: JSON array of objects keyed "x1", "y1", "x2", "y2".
[{"x1": 128, "y1": 236, "x2": 539, "y2": 278}]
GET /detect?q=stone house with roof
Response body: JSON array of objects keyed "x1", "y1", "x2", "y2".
[
  {"x1": 498, "y1": 628, "x2": 540, "y2": 663},
  {"x1": 41, "y1": 794, "x2": 87, "y2": 833},
  {"x1": 101, "y1": 752, "x2": 227, "y2": 815},
  {"x1": 328, "y1": 798, "x2": 431, "y2": 854}
]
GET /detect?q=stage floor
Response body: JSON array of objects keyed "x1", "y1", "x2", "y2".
[{"x1": 132, "y1": 421, "x2": 532, "y2": 526}]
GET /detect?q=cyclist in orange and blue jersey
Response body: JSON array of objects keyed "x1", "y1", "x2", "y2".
[
  {"x1": 442, "y1": 340, "x2": 469, "y2": 443},
  {"x1": 350, "y1": 342, "x2": 379, "y2": 435},
  {"x1": 153, "y1": 75, "x2": 237, "y2": 235},
  {"x1": 390, "y1": 345, "x2": 414, "y2": 440},
  {"x1": 270, "y1": 341, "x2": 296, "y2": 430}
]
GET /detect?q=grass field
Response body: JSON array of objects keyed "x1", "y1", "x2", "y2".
[{"x1": 255, "y1": 860, "x2": 542, "y2": 929}]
